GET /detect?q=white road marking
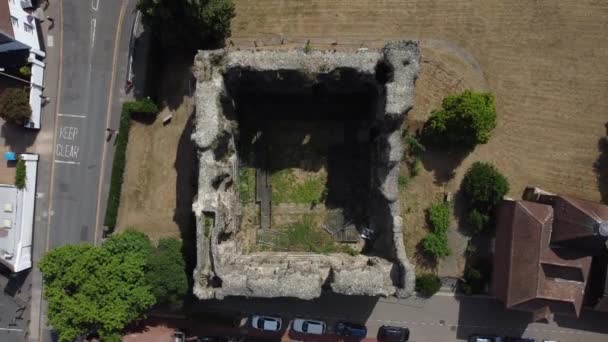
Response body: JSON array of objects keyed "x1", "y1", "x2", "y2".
[
  {"x1": 58, "y1": 113, "x2": 86, "y2": 118},
  {"x1": 90, "y1": 19, "x2": 96, "y2": 48},
  {"x1": 54, "y1": 160, "x2": 80, "y2": 165},
  {"x1": 47, "y1": 35, "x2": 54, "y2": 47},
  {"x1": 91, "y1": 0, "x2": 99, "y2": 11}
]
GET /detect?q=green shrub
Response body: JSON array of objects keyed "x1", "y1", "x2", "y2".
[
  {"x1": 239, "y1": 167, "x2": 255, "y2": 203},
  {"x1": 461, "y1": 161, "x2": 509, "y2": 211},
  {"x1": 19, "y1": 65, "x2": 31, "y2": 78},
  {"x1": 304, "y1": 40, "x2": 312, "y2": 53},
  {"x1": 416, "y1": 273, "x2": 442, "y2": 297},
  {"x1": 104, "y1": 100, "x2": 157, "y2": 229},
  {"x1": 398, "y1": 174, "x2": 409, "y2": 188},
  {"x1": 422, "y1": 90, "x2": 496, "y2": 149},
  {"x1": 427, "y1": 201, "x2": 450, "y2": 234},
  {"x1": 125, "y1": 97, "x2": 159, "y2": 118},
  {"x1": 411, "y1": 158, "x2": 422, "y2": 177},
  {"x1": 467, "y1": 208, "x2": 490, "y2": 234},
  {"x1": 460, "y1": 260, "x2": 492, "y2": 295},
  {"x1": 422, "y1": 201, "x2": 452, "y2": 259},
  {"x1": 0, "y1": 88, "x2": 31, "y2": 125},
  {"x1": 422, "y1": 232, "x2": 450, "y2": 258},
  {"x1": 404, "y1": 134, "x2": 425, "y2": 157},
  {"x1": 15, "y1": 159, "x2": 26, "y2": 189}
]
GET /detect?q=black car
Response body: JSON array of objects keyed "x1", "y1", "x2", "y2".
[
  {"x1": 377, "y1": 325, "x2": 410, "y2": 342},
  {"x1": 505, "y1": 338, "x2": 535, "y2": 342},
  {"x1": 335, "y1": 321, "x2": 367, "y2": 337}
]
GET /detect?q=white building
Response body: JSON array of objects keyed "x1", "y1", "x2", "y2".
[
  {"x1": 0, "y1": 154, "x2": 38, "y2": 272},
  {"x1": 0, "y1": 0, "x2": 45, "y2": 129}
]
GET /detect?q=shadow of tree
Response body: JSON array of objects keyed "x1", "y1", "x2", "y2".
[
  {"x1": 1, "y1": 123, "x2": 38, "y2": 153},
  {"x1": 420, "y1": 146, "x2": 470, "y2": 184}
]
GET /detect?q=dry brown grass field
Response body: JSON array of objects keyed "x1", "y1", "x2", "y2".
[
  {"x1": 230, "y1": 0, "x2": 608, "y2": 273},
  {"x1": 231, "y1": 0, "x2": 608, "y2": 201}
]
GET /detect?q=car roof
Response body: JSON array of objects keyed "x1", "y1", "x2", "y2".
[{"x1": 294, "y1": 318, "x2": 325, "y2": 334}]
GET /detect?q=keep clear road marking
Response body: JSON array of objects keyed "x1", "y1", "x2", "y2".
[
  {"x1": 91, "y1": 0, "x2": 99, "y2": 11},
  {"x1": 55, "y1": 124, "x2": 81, "y2": 165},
  {"x1": 58, "y1": 113, "x2": 86, "y2": 118}
]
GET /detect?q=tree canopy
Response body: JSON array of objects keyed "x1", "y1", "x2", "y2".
[
  {"x1": 39, "y1": 231, "x2": 156, "y2": 342},
  {"x1": 137, "y1": 0, "x2": 235, "y2": 49},
  {"x1": 0, "y1": 88, "x2": 31, "y2": 125},
  {"x1": 461, "y1": 161, "x2": 509, "y2": 234},
  {"x1": 423, "y1": 90, "x2": 496, "y2": 149},
  {"x1": 146, "y1": 238, "x2": 188, "y2": 305}
]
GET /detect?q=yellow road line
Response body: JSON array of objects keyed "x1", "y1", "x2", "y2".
[{"x1": 93, "y1": 0, "x2": 128, "y2": 245}]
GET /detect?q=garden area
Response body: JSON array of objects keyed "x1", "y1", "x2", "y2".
[{"x1": 399, "y1": 89, "x2": 508, "y2": 297}]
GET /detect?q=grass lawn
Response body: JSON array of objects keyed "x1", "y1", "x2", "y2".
[
  {"x1": 239, "y1": 167, "x2": 256, "y2": 204},
  {"x1": 270, "y1": 169, "x2": 327, "y2": 204}
]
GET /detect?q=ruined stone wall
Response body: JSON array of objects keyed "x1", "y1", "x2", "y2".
[{"x1": 192, "y1": 41, "x2": 420, "y2": 300}]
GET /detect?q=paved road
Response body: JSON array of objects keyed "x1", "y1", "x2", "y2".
[
  {"x1": 28, "y1": 0, "x2": 138, "y2": 341},
  {"x1": 49, "y1": 0, "x2": 125, "y2": 246},
  {"x1": 200, "y1": 293, "x2": 608, "y2": 341}
]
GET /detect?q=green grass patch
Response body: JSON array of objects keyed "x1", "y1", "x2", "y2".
[
  {"x1": 104, "y1": 99, "x2": 159, "y2": 230},
  {"x1": 274, "y1": 218, "x2": 357, "y2": 255},
  {"x1": 239, "y1": 167, "x2": 256, "y2": 204},
  {"x1": 271, "y1": 169, "x2": 327, "y2": 204}
]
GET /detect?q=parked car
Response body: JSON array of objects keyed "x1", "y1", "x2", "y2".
[
  {"x1": 505, "y1": 338, "x2": 535, "y2": 342},
  {"x1": 469, "y1": 335, "x2": 503, "y2": 342},
  {"x1": 197, "y1": 338, "x2": 229, "y2": 342},
  {"x1": 335, "y1": 321, "x2": 367, "y2": 337},
  {"x1": 377, "y1": 325, "x2": 410, "y2": 342},
  {"x1": 250, "y1": 315, "x2": 282, "y2": 332},
  {"x1": 291, "y1": 318, "x2": 326, "y2": 335}
]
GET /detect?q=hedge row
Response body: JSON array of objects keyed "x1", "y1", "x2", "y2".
[{"x1": 104, "y1": 99, "x2": 158, "y2": 229}]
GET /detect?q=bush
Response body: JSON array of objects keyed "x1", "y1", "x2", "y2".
[
  {"x1": 416, "y1": 273, "x2": 442, "y2": 297},
  {"x1": 422, "y1": 90, "x2": 496, "y2": 149},
  {"x1": 467, "y1": 209, "x2": 490, "y2": 234},
  {"x1": 422, "y1": 232, "x2": 450, "y2": 258},
  {"x1": 15, "y1": 159, "x2": 26, "y2": 190},
  {"x1": 461, "y1": 161, "x2": 509, "y2": 211},
  {"x1": 427, "y1": 201, "x2": 450, "y2": 234},
  {"x1": 146, "y1": 238, "x2": 188, "y2": 306},
  {"x1": 0, "y1": 88, "x2": 31, "y2": 125},
  {"x1": 19, "y1": 65, "x2": 31, "y2": 78},
  {"x1": 422, "y1": 201, "x2": 452, "y2": 259},
  {"x1": 125, "y1": 97, "x2": 158, "y2": 117}
]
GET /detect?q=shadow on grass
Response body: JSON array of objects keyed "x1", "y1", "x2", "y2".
[{"x1": 420, "y1": 146, "x2": 470, "y2": 184}]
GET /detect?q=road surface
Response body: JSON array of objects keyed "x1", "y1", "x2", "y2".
[
  {"x1": 201, "y1": 292, "x2": 608, "y2": 341},
  {"x1": 29, "y1": 0, "x2": 137, "y2": 341}
]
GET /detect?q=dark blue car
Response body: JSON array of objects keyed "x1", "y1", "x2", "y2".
[{"x1": 335, "y1": 321, "x2": 368, "y2": 337}]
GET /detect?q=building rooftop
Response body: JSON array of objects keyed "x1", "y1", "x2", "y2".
[
  {"x1": 493, "y1": 187, "x2": 608, "y2": 320},
  {"x1": 0, "y1": 154, "x2": 38, "y2": 272}
]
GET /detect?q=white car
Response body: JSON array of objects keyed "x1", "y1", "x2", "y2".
[
  {"x1": 250, "y1": 315, "x2": 282, "y2": 332},
  {"x1": 291, "y1": 318, "x2": 326, "y2": 335}
]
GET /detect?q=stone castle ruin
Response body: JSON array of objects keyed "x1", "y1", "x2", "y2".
[{"x1": 192, "y1": 41, "x2": 420, "y2": 300}]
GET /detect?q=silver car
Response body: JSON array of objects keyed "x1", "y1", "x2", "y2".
[
  {"x1": 291, "y1": 318, "x2": 326, "y2": 335},
  {"x1": 250, "y1": 315, "x2": 282, "y2": 332}
]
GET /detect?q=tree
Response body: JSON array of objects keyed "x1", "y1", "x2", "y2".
[
  {"x1": 146, "y1": 238, "x2": 188, "y2": 305},
  {"x1": 423, "y1": 90, "x2": 496, "y2": 149},
  {"x1": 0, "y1": 88, "x2": 31, "y2": 125},
  {"x1": 137, "y1": 0, "x2": 235, "y2": 49},
  {"x1": 461, "y1": 162, "x2": 509, "y2": 212},
  {"x1": 39, "y1": 231, "x2": 156, "y2": 342},
  {"x1": 416, "y1": 273, "x2": 442, "y2": 297},
  {"x1": 15, "y1": 159, "x2": 26, "y2": 189},
  {"x1": 467, "y1": 208, "x2": 490, "y2": 234}
]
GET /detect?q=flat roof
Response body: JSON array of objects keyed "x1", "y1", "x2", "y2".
[{"x1": 0, "y1": 154, "x2": 38, "y2": 272}]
